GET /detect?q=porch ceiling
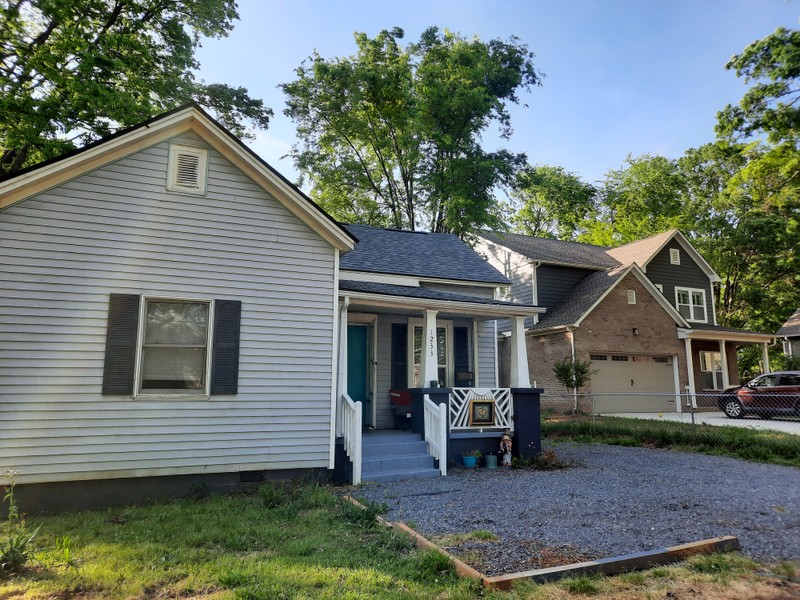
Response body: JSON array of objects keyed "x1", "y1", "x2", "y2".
[{"x1": 678, "y1": 326, "x2": 774, "y2": 345}]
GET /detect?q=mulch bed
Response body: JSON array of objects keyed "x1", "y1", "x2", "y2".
[{"x1": 440, "y1": 538, "x2": 600, "y2": 577}]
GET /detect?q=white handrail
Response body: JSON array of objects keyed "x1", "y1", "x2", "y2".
[
  {"x1": 341, "y1": 392, "x2": 362, "y2": 485},
  {"x1": 423, "y1": 394, "x2": 448, "y2": 476}
]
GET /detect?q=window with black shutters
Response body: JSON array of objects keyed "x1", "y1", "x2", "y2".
[{"x1": 102, "y1": 294, "x2": 241, "y2": 397}]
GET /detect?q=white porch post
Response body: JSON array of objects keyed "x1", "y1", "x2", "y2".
[
  {"x1": 420, "y1": 309, "x2": 439, "y2": 387},
  {"x1": 510, "y1": 315, "x2": 531, "y2": 388},
  {"x1": 336, "y1": 298, "x2": 349, "y2": 437},
  {"x1": 762, "y1": 343, "x2": 770, "y2": 373},
  {"x1": 684, "y1": 337, "x2": 696, "y2": 408},
  {"x1": 719, "y1": 340, "x2": 730, "y2": 389}
]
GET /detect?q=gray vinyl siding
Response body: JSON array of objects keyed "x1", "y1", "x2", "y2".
[
  {"x1": 536, "y1": 265, "x2": 595, "y2": 310},
  {"x1": 0, "y1": 132, "x2": 337, "y2": 484},
  {"x1": 476, "y1": 320, "x2": 498, "y2": 387},
  {"x1": 645, "y1": 242, "x2": 712, "y2": 323}
]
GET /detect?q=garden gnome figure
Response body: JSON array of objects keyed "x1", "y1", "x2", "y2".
[{"x1": 499, "y1": 431, "x2": 513, "y2": 466}]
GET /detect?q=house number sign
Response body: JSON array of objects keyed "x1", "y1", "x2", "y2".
[{"x1": 428, "y1": 330, "x2": 435, "y2": 357}]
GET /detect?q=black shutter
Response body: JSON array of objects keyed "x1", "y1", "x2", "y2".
[
  {"x1": 454, "y1": 327, "x2": 470, "y2": 373},
  {"x1": 102, "y1": 294, "x2": 140, "y2": 395},
  {"x1": 390, "y1": 323, "x2": 407, "y2": 389},
  {"x1": 210, "y1": 300, "x2": 242, "y2": 395}
]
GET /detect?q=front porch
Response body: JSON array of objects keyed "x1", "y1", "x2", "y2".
[
  {"x1": 679, "y1": 324, "x2": 776, "y2": 407},
  {"x1": 334, "y1": 283, "x2": 543, "y2": 484}
]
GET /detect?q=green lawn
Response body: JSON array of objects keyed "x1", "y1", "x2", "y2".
[
  {"x1": 1, "y1": 482, "x2": 797, "y2": 599},
  {"x1": 541, "y1": 415, "x2": 800, "y2": 467}
]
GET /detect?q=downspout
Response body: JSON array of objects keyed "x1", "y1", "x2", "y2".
[{"x1": 569, "y1": 327, "x2": 578, "y2": 413}]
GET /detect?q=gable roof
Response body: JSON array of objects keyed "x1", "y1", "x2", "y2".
[
  {"x1": 777, "y1": 308, "x2": 800, "y2": 338},
  {"x1": 606, "y1": 229, "x2": 720, "y2": 282},
  {"x1": 0, "y1": 103, "x2": 356, "y2": 251},
  {"x1": 530, "y1": 263, "x2": 689, "y2": 331},
  {"x1": 480, "y1": 231, "x2": 618, "y2": 269},
  {"x1": 340, "y1": 224, "x2": 509, "y2": 285}
]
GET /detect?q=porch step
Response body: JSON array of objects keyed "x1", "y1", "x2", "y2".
[{"x1": 360, "y1": 430, "x2": 442, "y2": 483}]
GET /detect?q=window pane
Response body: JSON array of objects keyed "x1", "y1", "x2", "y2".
[
  {"x1": 145, "y1": 302, "x2": 208, "y2": 345},
  {"x1": 141, "y1": 347, "x2": 206, "y2": 390},
  {"x1": 678, "y1": 305, "x2": 690, "y2": 319},
  {"x1": 692, "y1": 305, "x2": 705, "y2": 321},
  {"x1": 677, "y1": 290, "x2": 689, "y2": 304},
  {"x1": 691, "y1": 291, "x2": 704, "y2": 306},
  {"x1": 437, "y1": 327, "x2": 447, "y2": 364}
]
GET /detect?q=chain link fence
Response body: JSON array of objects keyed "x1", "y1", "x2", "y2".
[{"x1": 539, "y1": 392, "x2": 800, "y2": 465}]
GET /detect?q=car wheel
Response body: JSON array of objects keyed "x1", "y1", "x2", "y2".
[{"x1": 722, "y1": 398, "x2": 745, "y2": 419}]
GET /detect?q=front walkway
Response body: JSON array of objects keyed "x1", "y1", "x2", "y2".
[{"x1": 606, "y1": 411, "x2": 800, "y2": 436}]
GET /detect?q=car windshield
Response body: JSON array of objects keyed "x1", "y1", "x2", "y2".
[{"x1": 749, "y1": 375, "x2": 777, "y2": 388}]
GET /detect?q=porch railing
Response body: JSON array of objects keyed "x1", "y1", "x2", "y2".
[
  {"x1": 340, "y1": 392, "x2": 362, "y2": 485},
  {"x1": 450, "y1": 387, "x2": 514, "y2": 431},
  {"x1": 423, "y1": 394, "x2": 448, "y2": 476}
]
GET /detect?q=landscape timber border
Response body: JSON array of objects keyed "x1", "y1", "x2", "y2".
[{"x1": 342, "y1": 496, "x2": 741, "y2": 590}]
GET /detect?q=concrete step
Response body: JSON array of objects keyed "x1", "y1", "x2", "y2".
[
  {"x1": 362, "y1": 467, "x2": 442, "y2": 483},
  {"x1": 362, "y1": 453, "x2": 435, "y2": 475},
  {"x1": 362, "y1": 439, "x2": 429, "y2": 457}
]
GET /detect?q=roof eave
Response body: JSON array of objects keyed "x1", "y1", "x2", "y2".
[{"x1": 339, "y1": 290, "x2": 544, "y2": 318}]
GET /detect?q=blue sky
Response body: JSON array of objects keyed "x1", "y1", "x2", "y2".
[{"x1": 195, "y1": 0, "x2": 799, "y2": 187}]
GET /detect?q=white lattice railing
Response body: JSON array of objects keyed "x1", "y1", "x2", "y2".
[
  {"x1": 423, "y1": 395, "x2": 448, "y2": 476},
  {"x1": 341, "y1": 393, "x2": 362, "y2": 485},
  {"x1": 449, "y1": 388, "x2": 514, "y2": 431}
]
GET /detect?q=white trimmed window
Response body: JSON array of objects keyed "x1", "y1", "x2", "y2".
[
  {"x1": 669, "y1": 248, "x2": 681, "y2": 265},
  {"x1": 626, "y1": 289, "x2": 636, "y2": 304},
  {"x1": 167, "y1": 144, "x2": 208, "y2": 194},
  {"x1": 654, "y1": 284, "x2": 664, "y2": 293},
  {"x1": 138, "y1": 299, "x2": 212, "y2": 394},
  {"x1": 675, "y1": 287, "x2": 707, "y2": 322}
]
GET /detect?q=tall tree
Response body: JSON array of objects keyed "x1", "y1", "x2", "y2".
[
  {"x1": 281, "y1": 26, "x2": 541, "y2": 236},
  {"x1": 510, "y1": 164, "x2": 596, "y2": 240},
  {"x1": 578, "y1": 154, "x2": 690, "y2": 245},
  {"x1": 0, "y1": 0, "x2": 272, "y2": 175}
]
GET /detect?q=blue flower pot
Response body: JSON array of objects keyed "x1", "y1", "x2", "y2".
[{"x1": 462, "y1": 455, "x2": 478, "y2": 468}]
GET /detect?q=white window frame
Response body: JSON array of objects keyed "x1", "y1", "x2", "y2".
[
  {"x1": 669, "y1": 248, "x2": 681, "y2": 265},
  {"x1": 654, "y1": 283, "x2": 664, "y2": 293},
  {"x1": 675, "y1": 286, "x2": 707, "y2": 322},
  {"x1": 408, "y1": 318, "x2": 454, "y2": 387},
  {"x1": 167, "y1": 143, "x2": 209, "y2": 195},
  {"x1": 134, "y1": 296, "x2": 214, "y2": 398}
]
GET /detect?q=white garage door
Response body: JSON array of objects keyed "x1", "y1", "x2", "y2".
[{"x1": 589, "y1": 354, "x2": 676, "y2": 413}]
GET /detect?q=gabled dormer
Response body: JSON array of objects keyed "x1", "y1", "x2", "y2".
[{"x1": 605, "y1": 230, "x2": 721, "y2": 325}]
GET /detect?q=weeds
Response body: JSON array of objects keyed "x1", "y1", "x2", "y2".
[
  {"x1": 562, "y1": 573, "x2": 603, "y2": 594},
  {"x1": 512, "y1": 449, "x2": 574, "y2": 470},
  {"x1": 1, "y1": 470, "x2": 39, "y2": 577},
  {"x1": 340, "y1": 498, "x2": 387, "y2": 529}
]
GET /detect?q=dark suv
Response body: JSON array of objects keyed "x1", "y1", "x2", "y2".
[{"x1": 718, "y1": 371, "x2": 800, "y2": 419}]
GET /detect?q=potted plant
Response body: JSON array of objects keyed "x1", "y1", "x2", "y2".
[{"x1": 462, "y1": 449, "x2": 482, "y2": 468}]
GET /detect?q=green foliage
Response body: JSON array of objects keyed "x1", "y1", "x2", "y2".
[
  {"x1": 259, "y1": 481, "x2": 289, "y2": 509},
  {"x1": 282, "y1": 26, "x2": 542, "y2": 236},
  {"x1": 688, "y1": 552, "x2": 757, "y2": 583},
  {"x1": 553, "y1": 357, "x2": 595, "y2": 391},
  {"x1": 339, "y1": 498, "x2": 387, "y2": 530},
  {"x1": 403, "y1": 549, "x2": 455, "y2": 583},
  {"x1": 511, "y1": 164, "x2": 597, "y2": 239},
  {"x1": 0, "y1": 0, "x2": 271, "y2": 175},
  {"x1": 783, "y1": 354, "x2": 800, "y2": 370},
  {"x1": 542, "y1": 416, "x2": 800, "y2": 467},
  {"x1": 1, "y1": 471, "x2": 38, "y2": 577},
  {"x1": 511, "y1": 449, "x2": 573, "y2": 470},
  {"x1": 462, "y1": 448, "x2": 482, "y2": 457}
]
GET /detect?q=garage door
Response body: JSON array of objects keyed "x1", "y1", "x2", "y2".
[{"x1": 589, "y1": 354, "x2": 676, "y2": 413}]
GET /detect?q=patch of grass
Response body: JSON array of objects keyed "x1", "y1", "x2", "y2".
[
  {"x1": 542, "y1": 416, "x2": 800, "y2": 467},
  {"x1": 688, "y1": 552, "x2": 758, "y2": 582},
  {"x1": 562, "y1": 573, "x2": 604, "y2": 594},
  {"x1": 0, "y1": 486, "x2": 481, "y2": 599},
  {"x1": 434, "y1": 529, "x2": 498, "y2": 546}
]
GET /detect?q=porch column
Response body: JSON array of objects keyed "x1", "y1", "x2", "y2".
[
  {"x1": 719, "y1": 340, "x2": 730, "y2": 389},
  {"x1": 762, "y1": 343, "x2": 770, "y2": 373},
  {"x1": 336, "y1": 298, "x2": 349, "y2": 437},
  {"x1": 684, "y1": 337, "x2": 696, "y2": 408},
  {"x1": 510, "y1": 315, "x2": 531, "y2": 388},
  {"x1": 420, "y1": 309, "x2": 439, "y2": 387}
]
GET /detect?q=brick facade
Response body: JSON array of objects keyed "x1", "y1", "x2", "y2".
[{"x1": 520, "y1": 272, "x2": 689, "y2": 396}]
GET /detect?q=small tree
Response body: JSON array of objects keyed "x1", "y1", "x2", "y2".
[{"x1": 553, "y1": 357, "x2": 595, "y2": 413}]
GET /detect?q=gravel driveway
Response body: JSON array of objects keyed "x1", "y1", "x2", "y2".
[{"x1": 357, "y1": 443, "x2": 800, "y2": 572}]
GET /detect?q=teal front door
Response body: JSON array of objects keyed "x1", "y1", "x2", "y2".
[{"x1": 347, "y1": 324, "x2": 371, "y2": 425}]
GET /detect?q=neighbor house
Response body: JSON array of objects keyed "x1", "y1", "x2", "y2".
[
  {"x1": 777, "y1": 308, "x2": 800, "y2": 359},
  {"x1": 0, "y1": 105, "x2": 541, "y2": 511},
  {"x1": 478, "y1": 230, "x2": 774, "y2": 412}
]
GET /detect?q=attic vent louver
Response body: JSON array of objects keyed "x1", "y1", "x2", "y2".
[{"x1": 167, "y1": 143, "x2": 208, "y2": 194}]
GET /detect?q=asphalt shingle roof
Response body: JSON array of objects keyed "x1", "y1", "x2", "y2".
[
  {"x1": 529, "y1": 265, "x2": 630, "y2": 330},
  {"x1": 604, "y1": 229, "x2": 678, "y2": 267},
  {"x1": 480, "y1": 231, "x2": 618, "y2": 269},
  {"x1": 340, "y1": 224, "x2": 509, "y2": 284},
  {"x1": 777, "y1": 308, "x2": 800, "y2": 337},
  {"x1": 339, "y1": 280, "x2": 523, "y2": 306}
]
